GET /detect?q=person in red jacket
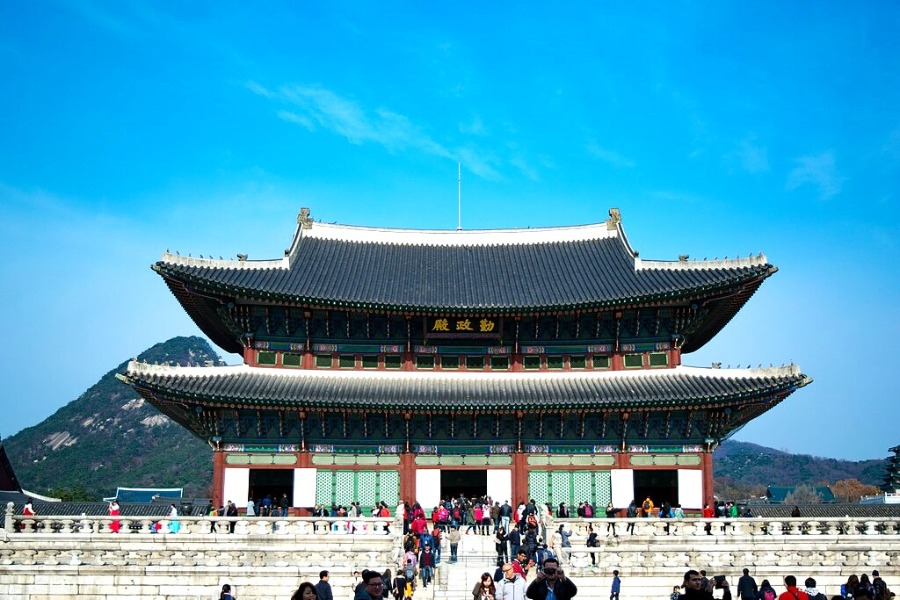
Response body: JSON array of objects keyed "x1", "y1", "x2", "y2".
[{"x1": 778, "y1": 576, "x2": 809, "y2": 600}]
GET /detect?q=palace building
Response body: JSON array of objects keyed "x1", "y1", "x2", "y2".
[{"x1": 120, "y1": 208, "x2": 810, "y2": 513}]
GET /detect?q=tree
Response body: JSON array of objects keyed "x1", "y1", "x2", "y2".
[{"x1": 832, "y1": 478, "x2": 880, "y2": 503}]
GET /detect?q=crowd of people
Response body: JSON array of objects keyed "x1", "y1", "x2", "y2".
[{"x1": 671, "y1": 569, "x2": 893, "y2": 600}]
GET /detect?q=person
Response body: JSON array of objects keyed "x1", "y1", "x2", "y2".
[
  {"x1": 738, "y1": 569, "x2": 758, "y2": 600},
  {"x1": 418, "y1": 543, "x2": 435, "y2": 588},
  {"x1": 495, "y1": 527, "x2": 509, "y2": 564},
  {"x1": 611, "y1": 570, "x2": 621, "y2": 600},
  {"x1": 473, "y1": 572, "x2": 497, "y2": 600},
  {"x1": 507, "y1": 527, "x2": 521, "y2": 561},
  {"x1": 108, "y1": 499, "x2": 121, "y2": 533},
  {"x1": 678, "y1": 569, "x2": 731, "y2": 600},
  {"x1": 586, "y1": 525, "x2": 599, "y2": 566},
  {"x1": 246, "y1": 498, "x2": 255, "y2": 517},
  {"x1": 391, "y1": 569, "x2": 408, "y2": 600},
  {"x1": 499, "y1": 500, "x2": 513, "y2": 533},
  {"x1": 779, "y1": 576, "x2": 809, "y2": 600},
  {"x1": 381, "y1": 569, "x2": 392, "y2": 600},
  {"x1": 758, "y1": 580, "x2": 777, "y2": 600},
  {"x1": 226, "y1": 500, "x2": 238, "y2": 533},
  {"x1": 673, "y1": 586, "x2": 684, "y2": 600},
  {"x1": 280, "y1": 492, "x2": 290, "y2": 517},
  {"x1": 292, "y1": 581, "x2": 319, "y2": 600},
  {"x1": 606, "y1": 501, "x2": 618, "y2": 537},
  {"x1": 806, "y1": 578, "x2": 827, "y2": 600},
  {"x1": 872, "y1": 571, "x2": 890, "y2": 600},
  {"x1": 496, "y1": 562, "x2": 526, "y2": 600},
  {"x1": 859, "y1": 575, "x2": 875, "y2": 598},
  {"x1": 525, "y1": 557, "x2": 577, "y2": 600},
  {"x1": 626, "y1": 500, "x2": 637, "y2": 535},
  {"x1": 355, "y1": 571, "x2": 385, "y2": 600},
  {"x1": 23, "y1": 500, "x2": 36, "y2": 516},
  {"x1": 220, "y1": 583, "x2": 236, "y2": 600},
  {"x1": 316, "y1": 570, "x2": 334, "y2": 600},
  {"x1": 853, "y1": 588, "x2": 874, "y2": 600},
  {"x1": 168, "y1": 503, "x2": 181, "y2": 533},
  {"x1": 790, "y1": 506, "x2": 801, "y2": 518},
  {"x1": 842, "y1": 575, "x2": 860, "y2": 599},
  {"x1": 447, "y1": 526, "x2": 461, "y2": 563},
  {"x1": 641, "y1": 497, "x2": 654, "y2": 518}
]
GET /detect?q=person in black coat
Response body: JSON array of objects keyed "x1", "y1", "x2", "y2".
[{"x1": 525, "y1": 558, "x2": 577, "y2": 600}]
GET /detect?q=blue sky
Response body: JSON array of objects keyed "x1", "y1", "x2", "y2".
[{"x1": 1, "y1": 1, "x2": 898, "y2": 461}]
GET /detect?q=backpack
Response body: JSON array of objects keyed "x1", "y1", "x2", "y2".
[
  {"x1": 763, "y1": 589, "x2": 776, "y2": 600},
  {"x1": 404, "y1": 565, "x2": 415, "y2": 580},
  {"x1": 584, "y1": 504, "x2": 593, "y2": 517}
]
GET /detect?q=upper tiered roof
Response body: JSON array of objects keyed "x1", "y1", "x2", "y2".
[{"x1": 154, "y1": 208, "x2": 775, "y2": 353}]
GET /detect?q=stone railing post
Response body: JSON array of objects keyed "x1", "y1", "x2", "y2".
[{"x1": 4, "y1": 501, "x2": 12, "y2": 531}]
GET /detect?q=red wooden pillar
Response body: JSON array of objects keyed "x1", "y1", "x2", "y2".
[
  {"x1": 212, "y1": 450, "x2": 225, "y2": 507},
  {"x1": 512, "y1": 453, "x2": 529, "y2": 503},
  {"x1": 399, "y1": 452, "x2": 417, "y2": 503},
  {"x1": 701, "y1": 452, "x2": 715, "y2": 506}
]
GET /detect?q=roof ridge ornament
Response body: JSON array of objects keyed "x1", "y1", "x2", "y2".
[
  {"x1": 298, "y1": 207, "x2": 313, "y2": 230},
  {"x1": 606, "y1": 207, "x2": 622, "y2": 230}
]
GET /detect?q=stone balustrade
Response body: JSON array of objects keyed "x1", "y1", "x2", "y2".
[{"x1": 2, "y1": 508, "x2": 899, "y2": 599}]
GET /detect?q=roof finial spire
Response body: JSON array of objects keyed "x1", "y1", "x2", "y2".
[{"x1": 457, "y1": 162, "x2": 462, "y2": 231}]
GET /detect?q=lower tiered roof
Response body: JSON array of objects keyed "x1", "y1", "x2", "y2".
[{"x1": 120, "y1": 363, "x2": 810, "y2": 447}]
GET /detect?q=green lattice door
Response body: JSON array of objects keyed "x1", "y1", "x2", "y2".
[
  {"x1": 528, "y1": 470, "x2": 611, "y2": 509},
  {"x1": 315, "y1": 470, "x2": 399, "y2": 513}
]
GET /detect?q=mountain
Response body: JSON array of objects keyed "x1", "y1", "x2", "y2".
[
  {"x1": 3, "y1": 336, "x2": 892, "y2": 501},
  {"x1": 4, "y1": 336, "x2": 217, "y2": 499},
  {"x1": 712, "y1": 439, "x2": 888, "y2": 487}
]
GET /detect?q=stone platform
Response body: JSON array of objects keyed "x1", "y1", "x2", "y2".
[{"x1": 2, "y1": 505, "x2": 899, "y2": 599}]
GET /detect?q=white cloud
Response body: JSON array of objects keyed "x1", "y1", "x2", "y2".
[
  {"x1": 785, "y1": 151, "x2": 845, "y2": 199},
  {"x1": 249, "y1": 82, "x2": 547, "y2": 182},
  {"x1": 250, "y1": 83, "x2": 452, "y2": 159},
  {"x1": 586, "y1": 141, "x2": 635, "y2": 168}
]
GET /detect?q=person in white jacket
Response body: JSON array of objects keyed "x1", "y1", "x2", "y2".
[{"x1": 496, "y1": 563, "x2": 526, "y2": 600}]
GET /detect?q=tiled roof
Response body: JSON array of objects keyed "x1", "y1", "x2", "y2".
[
  {"x1": 154, "y1": 217, "x2": 774, "y2": 315},
  {"x1": 748, "y1": 504, "x2": 900, "y2": 518},
  {"x1": 122, "y1": 362, "x2": 810, "y2": 412}
]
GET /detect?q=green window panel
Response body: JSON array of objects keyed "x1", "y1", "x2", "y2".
[
  {"x1": 523, "y1": 356, "x2": 541, "y2": 370},
  {"x1": 547, "y1": 356, "x2": 564, "y2": 370},
  {"x1": 283, "y1": 353, "x2": 303, "y2": 368},
  {"x1": 416, "y1": 355, "x2": 435, "y2": 369},
  {"x1": 466, "y1": 356, "x2": 484, "y2": 370},
  {"x1": 624, "y1": 354, "x2": 644, "y2": 368},
  {"x1": 649, "y1": 352, "x2": 669, "y2": 367},
  {"x1": 315, "y1": 354, "x2": 333, "y2": 368},
  {"x1": 384, "y1": 355, "x2": 402, "y2": 369},
  {"x1": 339, "y1": 354, "x2": 356, "y2": 369},
  {"x1": 592, "y1": 355, "x2": 610, "y2": 369},
  {"x1": 362, "y1": 355, "x2": 379, "y2": 369},
  {"x1": 441, "y1": 356, "x2": 460, "y2": 370},
  {"x1": 569, "y1": 356, "x2": 587, "y2": 369},
  {"x1": 490, "y1": 356, "x2": 510, "y2": 371},
  {"x1": 258, "y1": 351, "x2": 277, "y2": 366}
]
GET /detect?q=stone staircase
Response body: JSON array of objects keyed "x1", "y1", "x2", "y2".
[{"x1": 428, "y1": 532, "x2": 613, "y2": 600}]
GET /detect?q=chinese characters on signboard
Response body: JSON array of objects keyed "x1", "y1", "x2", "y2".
[{"x1": 426, "y1": 317, "x2": 500, "y2": 338}]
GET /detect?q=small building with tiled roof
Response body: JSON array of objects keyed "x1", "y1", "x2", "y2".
[
  {"x1": 120, "y1": 208, "x2": 811, "y2": 513},
  {"x1": 766, "y1": 485, "x2": 836, "y2": 504}
]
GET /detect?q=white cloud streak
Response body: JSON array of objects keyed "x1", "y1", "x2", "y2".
[{"x1": 785, "y1": 151, "x2": 845, "y2": 200}]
